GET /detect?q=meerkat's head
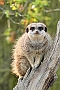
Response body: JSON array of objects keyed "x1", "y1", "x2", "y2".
[{"x1": 26, "y1": 23, "x2": 47, "y2": 43}]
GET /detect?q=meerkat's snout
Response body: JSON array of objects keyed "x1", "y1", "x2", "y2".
[{"x1": 35, "y1": 30, "x2": 39, "y2": 34}]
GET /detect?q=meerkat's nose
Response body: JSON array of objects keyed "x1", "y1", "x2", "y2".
[{"x1": 35, "y1": 31, "x2": 39, "y2": 34}]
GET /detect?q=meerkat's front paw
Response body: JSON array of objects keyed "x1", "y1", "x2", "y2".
[{"x1": 32, "y1": 64, "x2": 39, "y2": 70}]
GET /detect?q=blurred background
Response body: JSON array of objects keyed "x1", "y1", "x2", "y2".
[{"x1": 0, "y1": 0, "x2": 60, "y2": 90}]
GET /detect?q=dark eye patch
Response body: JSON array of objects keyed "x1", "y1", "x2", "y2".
[
  {"x1": 38, "y1": 27, "x2": 43, "y2": 31},
  {"x1": 30, "y1": 27, "x2": 35, "y2": 31}
]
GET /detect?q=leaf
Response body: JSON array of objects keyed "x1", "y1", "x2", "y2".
[
  {"x1": 5, "y1": 10, "x2": 10, "y2": 18},
  {"x1": 4, "y1": 28, "x2": 11, "y2": 36},
  {"x1": 12, "y1": 6, "x2": 17, "y2": 10}
]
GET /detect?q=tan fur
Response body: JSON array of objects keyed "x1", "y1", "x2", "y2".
[{"x1": 11, "y1": 23, "x2": 52, "y2": 77}]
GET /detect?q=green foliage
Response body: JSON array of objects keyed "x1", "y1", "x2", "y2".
[
  {"x1": 0, "y1": 0, "x2": 60, "y2": 90},
  {"x1": 0, "y1": 0, "x2": 51, "y2": 43}
]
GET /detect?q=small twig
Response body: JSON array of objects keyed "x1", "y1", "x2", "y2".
[
  {"x1": 0, "y1": 13, "x2": 4, "y2": 19},
  {"x1": 45, "y1": 8, "x2": 60, "y2": 13},
  {"x1": 10, "y1": 18, "x2": 20, "y2": 25}
]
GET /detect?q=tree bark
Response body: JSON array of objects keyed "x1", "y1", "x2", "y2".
[{"x1": 13, "y1": 21, "x2": 60, "y2": 90}]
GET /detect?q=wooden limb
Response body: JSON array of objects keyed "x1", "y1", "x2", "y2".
[{"x1": 13, "y1": 21, "x2": 60, "y2": 90}]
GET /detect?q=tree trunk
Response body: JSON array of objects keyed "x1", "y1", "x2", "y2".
[{"x1": 13, "y1": 21, "x2": 60, "y2": 90}]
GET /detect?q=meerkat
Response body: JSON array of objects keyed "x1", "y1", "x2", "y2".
[{"x1": 11, "y1": 22, "x2": 52, "y2": 78}]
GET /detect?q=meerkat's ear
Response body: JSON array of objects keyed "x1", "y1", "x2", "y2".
[
  {"x1": 26, "y1": 27, "x2": 29, "y2": 33},
  {"x1": 45, "y1": 27, "x2": 47, "y2": 32}
]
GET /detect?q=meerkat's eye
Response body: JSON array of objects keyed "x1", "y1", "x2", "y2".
[
  {"x1": 30, "y1": 27, "x2": 35, "y2": 31},
  {"x1": 38, "y1": 27, "x2": 43, "y2": 31},
  {"x1": 45, "y1": 27, "x2": 47, "y2": 32}
]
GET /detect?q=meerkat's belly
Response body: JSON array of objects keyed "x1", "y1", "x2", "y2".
[
  {"x1": 32, "y1": 50, "x2": 43, "y2": 61},
  {"x1": 26, "y1": 49, "x2": 44, "y2": 67}
]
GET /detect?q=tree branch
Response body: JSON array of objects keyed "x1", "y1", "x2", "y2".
[{"x1": 13, "y1": 21, "x2": 60, "y2": 90}]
